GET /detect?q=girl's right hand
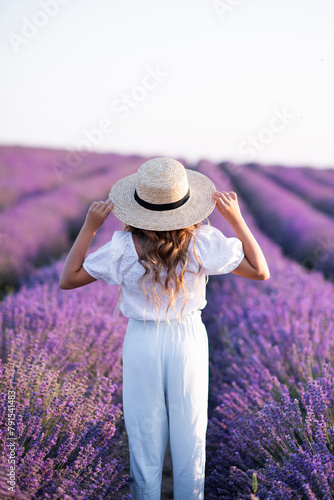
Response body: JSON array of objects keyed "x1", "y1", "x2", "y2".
[
  {"x1": 84, "y1": 199, "x2": 114, "y2": 232},
  {"x1": 213, "y1": 191, "x2": 242, "y2": 223}
]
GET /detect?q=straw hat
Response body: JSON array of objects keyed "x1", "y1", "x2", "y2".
[{"x1": 108, "y1": 158, "x2": 216, "y2": 231}]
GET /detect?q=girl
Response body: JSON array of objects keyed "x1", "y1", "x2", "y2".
[{"x1": 59, "y1": 158, "x2": 270, "y2": 500}]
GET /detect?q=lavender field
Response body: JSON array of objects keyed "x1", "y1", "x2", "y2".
[{"x1": 0, "y1": 147, "x2": 333, "y2": 499}]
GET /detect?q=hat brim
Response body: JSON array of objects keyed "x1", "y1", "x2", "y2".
[{"x1": 108, "y1": 169, "x2": 216, "y2": 230}]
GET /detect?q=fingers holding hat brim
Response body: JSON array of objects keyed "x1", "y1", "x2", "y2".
[{"x1": 108, "y1": 170, "x2": 216, "y2": 231}]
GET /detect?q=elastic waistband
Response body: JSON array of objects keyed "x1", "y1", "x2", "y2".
[{"x1": 127, "y1": 308, "x2": 202, "y2": 328}]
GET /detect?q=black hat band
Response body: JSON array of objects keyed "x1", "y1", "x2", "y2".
[{"x1": 134, "y1": 188, "x2": 190, "y2": 211}]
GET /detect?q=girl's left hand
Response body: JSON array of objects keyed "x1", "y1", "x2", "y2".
[{"x1": 84, "y1": 199, "x2": 114, "y2": 232}]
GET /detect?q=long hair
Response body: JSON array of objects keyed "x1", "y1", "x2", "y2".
[{"x1": 119, "y1": 220, "x2": 209, "y2": 324}]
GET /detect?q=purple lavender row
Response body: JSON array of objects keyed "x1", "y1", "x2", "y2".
[
  {"x1": 0, "y1": 237, "x2": 132, "y2": 498},
  {"x1": 254, "y1": 164, "x2": 334, "y2": 217},
  {"x1": 0, "y1": 156, "x2": 144, "y2": 291},
  {"x1": 0, "y1": 145, "x2": 142, "y2": 211},
  {"x1": 196, "y1": 161, "x2": 334, "y2": 499},
  {"x1": 302, "y1": 166, "x2": 334, "y2": 189},
  {"x1": 221, "y1": 163, "x2": 334, "y2": 279}
]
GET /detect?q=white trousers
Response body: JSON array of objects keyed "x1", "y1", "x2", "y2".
[{"x1": 122, "y1": 309, "x2": 209, "y2": 500}]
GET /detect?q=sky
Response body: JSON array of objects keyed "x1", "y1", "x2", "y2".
[{"x1": 0, "y1": 0, "x2": 334, "y2": 167}]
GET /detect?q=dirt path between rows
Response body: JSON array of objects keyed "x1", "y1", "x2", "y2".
[{"x1": 161, "y1": 442, "x2": 174, "y2": 499}]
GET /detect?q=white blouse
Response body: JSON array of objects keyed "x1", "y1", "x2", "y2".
[{"x1": 83, "y1": 224, "x2": 244, "y2": 322}]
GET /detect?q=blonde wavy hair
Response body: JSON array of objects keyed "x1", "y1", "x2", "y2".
[{"x1": 115, "y1": 220, "x2": 209, "y2": 324}]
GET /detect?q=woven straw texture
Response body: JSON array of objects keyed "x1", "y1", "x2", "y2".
[{"x1": 108, "y1": 158, "x2": 216, "y2": 231}]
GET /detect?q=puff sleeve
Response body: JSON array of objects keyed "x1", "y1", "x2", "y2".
[
  {"x1": 195, "y1": 225, "x2": 245, "y2": 275},
  {"x1": 82, "y1": 231, "x2": 126, "y2": 285}
]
